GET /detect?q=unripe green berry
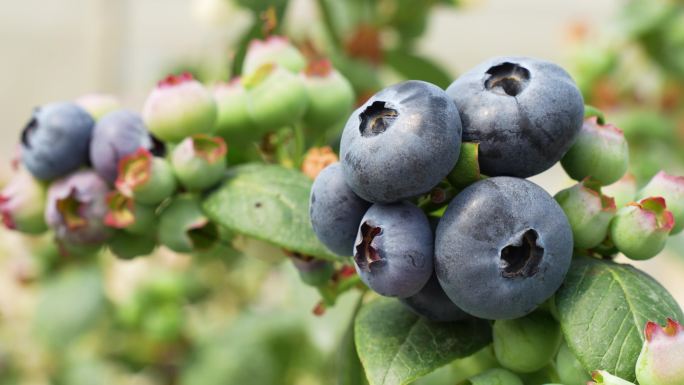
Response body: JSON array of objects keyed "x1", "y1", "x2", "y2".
[
  {"x1": 243, "y1": 36, "x2": 306, "y2": 75},
  {"x1": 104, "y1": 191, "x2": 157, "y2": 236},
  {"x1": 636, "y1": 318, "x2": 684, "y2": 385},
  {"x1": 589, "y1": 370, "x2": 635, "y2": 385},
  {"x1": 603, "y1": 173, "x2": 637, "y2": 208},
  {"x1": 0, "y1": 168, "x2": 48, "y2": 234},
  {"x1": 555, "y1": 180, "x2": 616, "y2": 249},
  {"x1": 244, "y1": 63, "x2": 308, "y2": 132},
  {"x1": 116, "y1": 148, "x2": 177, "y2": 205},
  {"x1": 556, "y1": 342, "x2": 591, "y2": 385},
  {"x1": 75, "y1": 93, "x2": 121, "y2": 121},
  {"x1": 289, "y1": 253, "x2": 335, "y2": 287},
  {"x1": 158, "y1": 195, "x2": 217, "y2": 253},
  {"x1": 142, "y1": 73, "x2": 217, "y2": 143},
  {"x1": 493, "y1": 311, "x2": 562, "y2": 373},
  {"x1": 213, "y1": 78, "x2": 255, "y2": 138},
  {"x1": 467, "y1": 368, "x2": 523, "y2": 385},
  {"x1": 108, "y1": 231, "x2": 156, "y2": 259},
  {"x1": 561, "y1": 117, "x2": 629, "y2": 186},
  {"x1": 637, "y1": 171, "x2": 684, "y2": 234},
  {"x1": 301, "y1": 59, "x2": 355, "y2": 129},
  {"x1": 171, "y1": 134, "x2": 227, "y2": 191},
  {"x1": 610, "y1": 197, "x2": 674, "y2": 260}
]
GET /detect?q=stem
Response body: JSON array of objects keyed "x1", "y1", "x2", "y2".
[
  {"x1": 293, "y1": 123, "x2": 306, "y2": 168},
  {"x1": 315, "y1": 0, "x2": 342, "y2": 49}
]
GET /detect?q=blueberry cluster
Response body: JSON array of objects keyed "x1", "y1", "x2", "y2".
[
  {"x1": 1, "y1": 36, "x2": 356, "y2": 260},
  {"x1": 310, "y1": 56, "x2": 683, "y2": 322},
  {"x1": 3, "y1": 74, "x2": 225, "y2": 258}
]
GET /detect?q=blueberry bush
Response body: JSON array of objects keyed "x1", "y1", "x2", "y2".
[{"x1": 1, "y1": 1, "x2": 683, "y2": 385}]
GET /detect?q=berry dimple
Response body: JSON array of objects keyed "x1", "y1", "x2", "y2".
[{"x1": 354, "y1": 222, "x2": 382, "y2": 272}]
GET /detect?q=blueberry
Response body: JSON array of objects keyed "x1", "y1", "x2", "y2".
[
  {"x1": 399, "y1": 273, "x2": 468, "y2": 322},
  {"x1": 309, "y1": 162, "x2": 371, "y2": 256},
  {"x1": 353, "y1": 201, "x2": 433, "y2": 298},
  {"x1": 90, "y1": 110, "x2": 158, "y2": 184},
  {"x1": 446, "y1": 57, "x2": 584, "y2": 178},
  {"x1": 340, "y1": 80, "x2": 462, "y2": 203},
  {"x1": 45, "y1": 170, "x2": 113, "y2": 246},
  {"x1": 435, "y1": 177, "x2": 573, "y2": 319},
  {"x1": 21, "y1": 102, "x2": 95, "y2": 180}
]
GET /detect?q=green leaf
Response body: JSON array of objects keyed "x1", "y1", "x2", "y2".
[
  {"x1": 447, "y1": 142, "x2": 481, "y2": 189},
  {"x1": 354, "y1": 298, "x2": 492, "y2": 385},
  {"x1": 555, "y1": 256, "x2": 683, "y2": 381},
  {"x1": 337, "y1": 301, "x2": 369, "y2": 385},
  {"x1": 33, "y1": 265, "x2": 106, "y2": 348},
  {"x1": 203, "y1": 163, "x2": 337, "y2": 260},
  {"x1": 384, "y1": 50, "x2": 453, "y2": 89}
]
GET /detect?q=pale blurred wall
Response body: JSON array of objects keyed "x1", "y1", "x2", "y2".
[
  {"x1": 1, "y1": 0, "x2": 619, "y2": 172},
  {"x1": 2, "y1": 0, "x2": 684, "y2": 303}
]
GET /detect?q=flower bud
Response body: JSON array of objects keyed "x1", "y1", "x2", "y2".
[
  {"x1": 301, "y1": 59, "x2": 355, "y2": 129},
  {"x1": 0, "y1": 168, "x2": 48, "y2": 234},
  {"x1": 635, "y1": 318, "x2": 684, "y2": 385},
  {"x1": 104, "y1": 191, "x2": 157, "y2": 235},
  {"x1": 75, "y1": 93, "x2": 121, "y2": 121},
  {"x1": 610, "y1": 197, "x2": 674, "y2": 260},
  {"x1": 556, "y1": 342, "x2": 591, "y2": 385},
  {"x1": 301, "y1": 146, "x2": 338, "y2": 179},
  {"x1": 588, "y1": 370, "x2": 635, "y2": 385},
  {"x1": 467, "y1": 368, "x2": 523, "y2": 385},
  {"x1": 244, "y1": 63, "x2": 308, "y2": 132},
  {"x1": 638, "y1": 171, "x2": 684, "y2": 234},
  {"x1": 243, "y1": 36, "x2": 306, "y2": 75},
  {"x1": 561, "y1": 117, "x2": 629, "y2": 186},
  {"x1": 115, "y1": 148, "x2": 177, "y2": 205},
  {"x1": 158, "y1": 195, "x2": 217, "y2": 253},
  {"x1": 142, "y1": 72, "x2": 217, "y2": 143},
  {"x1": 45, "y1": 170, "x2": 112, "y2": 245},
  {"x1": 555, "y1": 180, "x2": 616, "y2": 249},
  {"x1": 170, "y1": 135, "x2": 227, "y2": 191},
  {"x1": 603, "y1": 173, "x2": 637, "y2": 208},
  {"x1": 493, "y1": 311, "x2": 562, "y2": 373}
]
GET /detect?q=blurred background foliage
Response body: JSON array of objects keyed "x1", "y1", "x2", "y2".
[{"x1": 1, "y1": 0, "x2": 684, "y2": 384}]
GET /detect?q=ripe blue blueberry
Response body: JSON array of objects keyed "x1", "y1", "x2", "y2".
[
  {"x1": 399, "y1": 273, "x2": 468, "y2": 322},
  {"x1": 446, "y1": 57, "x2": 584, "y2": 178},
  {"x1": 435, "y1": 177, "x2": 573, "y2": 319},
  {"x1": 340, "y1": 80, "x2": 462, "y2": 203},
  {"x1": 90, "y1": 110, "x2": 159, "y2": 184},
  {"x1": 353, "y1": 201, "x2": 433, "y2": 298},
  {"x1": 309, "y1": 162, "x2": 371, "y2": 256},
  {"x1": 21, "y1": 102, "x2": 95, "y2": 180}
]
